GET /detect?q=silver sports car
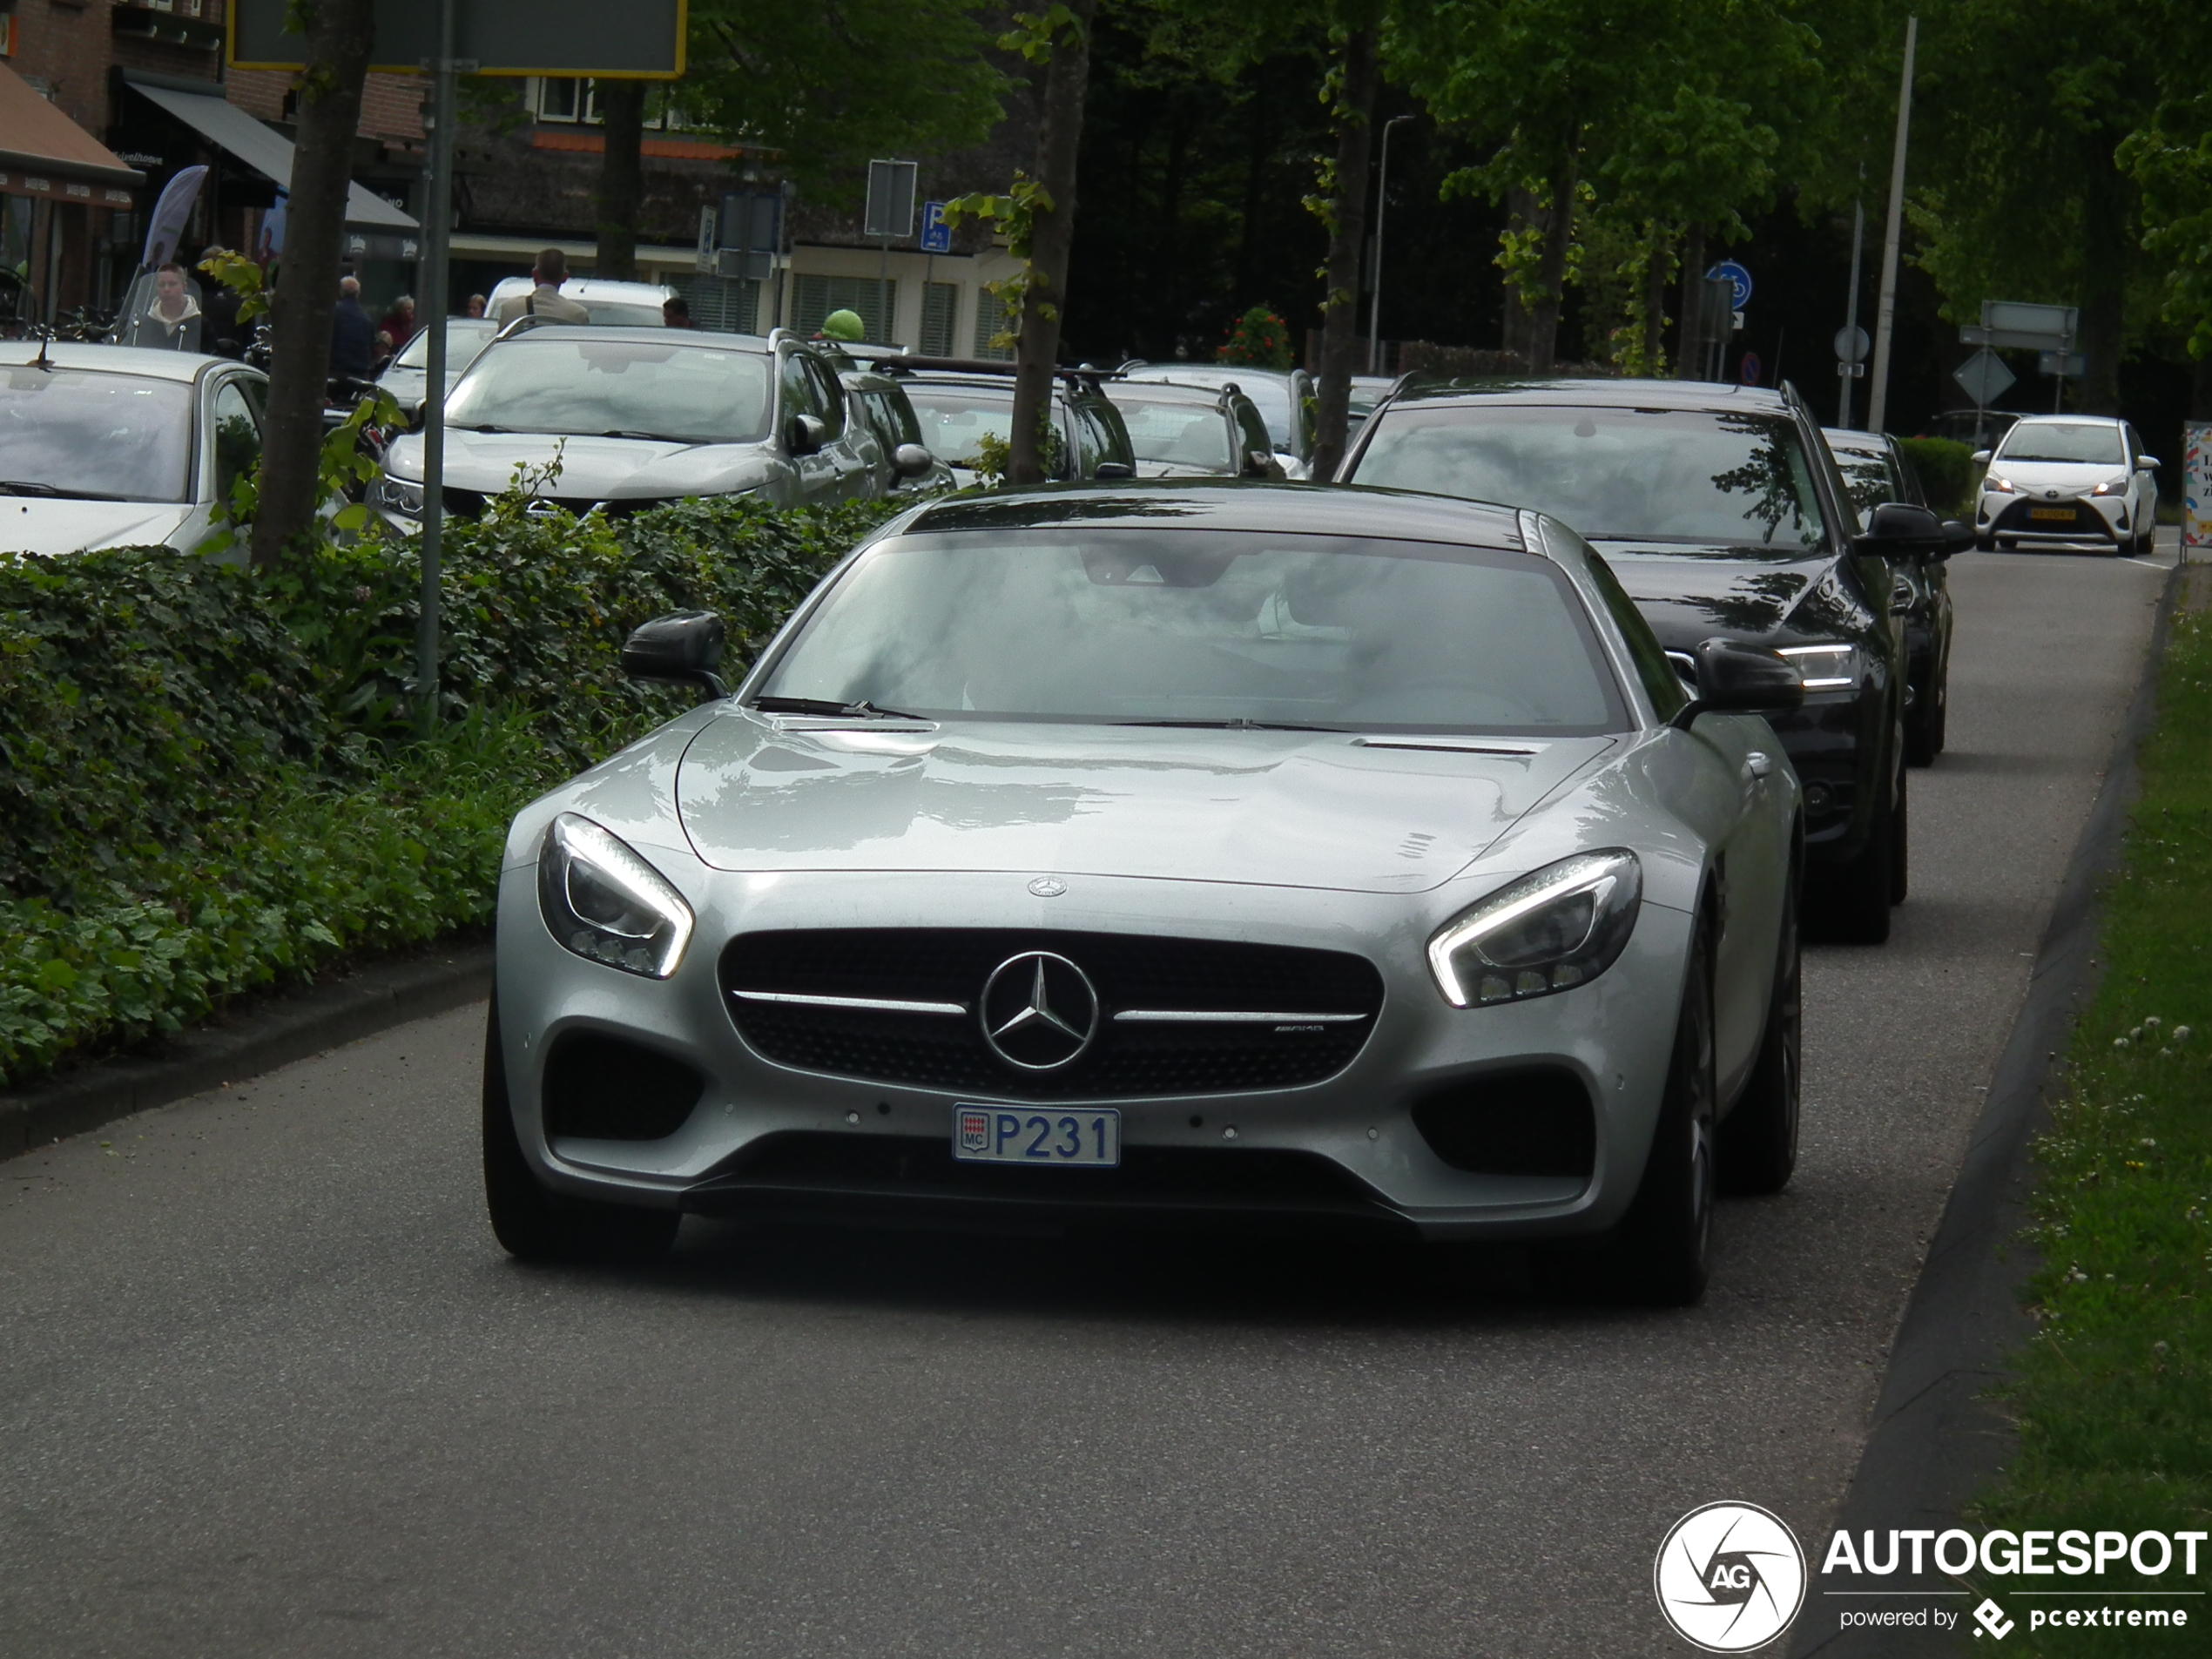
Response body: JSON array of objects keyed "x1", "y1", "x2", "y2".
[{"x1": 485, "y1": 484, "x2": 1804, "y2": 1303}]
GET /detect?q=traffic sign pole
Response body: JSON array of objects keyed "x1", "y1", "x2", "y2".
[
  {"x1": 415, "y1": 0, "x2": 461, "y2": 736},
  {"x1": 1838, "y1": 184, "x2": 1865, "y2": 427},
  {"x1": 1868, "y1": 14, "x2": 1918, "y2": 434}
]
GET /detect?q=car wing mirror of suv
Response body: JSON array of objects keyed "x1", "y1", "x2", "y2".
[
  {"x1": 1937, "y1": 518, "x2": 1974, "y2": 556},
  {"x1": 1853, "y1": 499, "x2": 1947, "y2": 558},
  {"x1": 1970, "y1": 448, "x2": 1993, "y2": 466},
  {"x1": 1669, "y1": 638, "x2": 1804, "y2": 732},
  {"x1": 621, "y1": 610, "x2": 729, "y2": 701},
  {"x1": 2138, "y1": 454, "x2": 2161, "y2": 471},
  {"x1": 1092, "y1": 461, "x2": 1136, "y2": 480},
  {"x1": 892, "y1": 442, "x2": 935, "y2": 479},
  {"x1": 785, "y1": 413, "x2": 828, "y2": 456}
]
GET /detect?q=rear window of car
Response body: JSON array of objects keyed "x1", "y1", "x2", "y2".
[
  {"x1": 1348, "y1": 404, "x2": 1831, "y2": 549},
  {"x1": 1996, "y1": 421, "x2": 2127, "y2": 465},
  {"x1": 443, "y1": 338, "x2": 772, "y2": 443},
  {"x1": 1117, "y1": 395, "x2": 1231, "y2": 471},
  {"x1": 903, "y1": 385, "x2": 1016, "y2": 465}
]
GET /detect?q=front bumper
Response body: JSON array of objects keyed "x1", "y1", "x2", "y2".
[
  {"x1": 493, "y1": 862, "x2": 1695, "y2": 1244},
  {"x1": 1979, "y1": 491, "x2": 2127, "y2": 544}
]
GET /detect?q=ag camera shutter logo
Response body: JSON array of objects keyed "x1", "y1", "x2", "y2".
[{"x1": 1655, "y1": 1501, "x2": 1808, "y2": 1651}]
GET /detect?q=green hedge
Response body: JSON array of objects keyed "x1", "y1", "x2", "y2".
[
  {"x1": 0, "y1": 491, "x2": 908, "y2": 1089},
  {"x1": 1898, "y1": 435, "x2": 1980, "y2": 516}
]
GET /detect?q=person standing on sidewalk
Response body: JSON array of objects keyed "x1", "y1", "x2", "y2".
[{"x1": 490, "y1": 250, "x2": 589, "y2": 326}]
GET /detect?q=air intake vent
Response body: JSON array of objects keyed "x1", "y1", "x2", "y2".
[
  {"x1": 1409, "y1": 1068, "x2": 1595, "y2": 1177},
  {"x1": 543, "y1": 1031, "x2": 705, "y2": 1141}
]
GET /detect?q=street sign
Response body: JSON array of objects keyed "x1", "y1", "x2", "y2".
[
  {"x1": 1983, "y1": 299, "x2": 2076, "y2": 338},
  {"x1": 696, "y1": 205, "x2": 716, "y2": 273},
  {"x1": 919, "y1": 199, "x2": 952, "y2": 255},
  {"x1": 2185, "y1": 423, "x2": 2211, "y2": 553},
  {"x1": 715, "y1": 192, "x2": 780, "y2": 282},
  {"x1": 1739, "y1": 353, "x2": 1763, "y2": 386},
  {"x1": 1834, "y1": 324, "x2": 1871, "y2": 363},
  {"x1": 229, "y1": 0, "x2": 685, "y2": 76},
  {"x1": 1953, "y1": 347, "x2": 2015, "y2": 407},
  {"x1": 2038, "y1": 349, "x2": 2086, "y2": 378},
  {"x1": 1709, "y1": 260, "x2": 1754, "y2": 307},
  {"x1": 864, "y1": 160, "x2": 919, "y2": 239},
  {"x1": 1836, "y1": 362, "x2": 1866, "y2": 377}
]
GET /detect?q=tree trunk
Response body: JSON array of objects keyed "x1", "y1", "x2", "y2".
[
  {"x1": 1500, "y1": 182, "x2": 1541, "y2": 364},
  {"x1": 1676, "y1": 221, "x2": 1707, "y2": 380},
  {"x1": 1008, "y1": 0, "x2": 1098, "y2": 488},
  {"x1": 1523, "y1": 154, "x2": 1578, "y2": 374},
  {"x1": 251, "y1": 0, "x2": 376, "y2": 567},
  {"x1": 2075, "y1": 140, "x2": 2128, "y2": 415},
  {"x1": 1641, "y1": 227, "x2": 1669, "y2": 374},
  {"x1": 1308, "y1": 24, "x2": 1380, "y2": 484},
  {"x1": 594, "y1": 79, "x2": 645, "y2": 281}
]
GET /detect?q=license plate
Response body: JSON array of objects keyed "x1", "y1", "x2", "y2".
[
  {"x1": 2028, "y1": 506, "x2": 2076, "y2": 521},
  {"x1": 954, "y1": 1104, "x2": 1121, "y2": 1167}
]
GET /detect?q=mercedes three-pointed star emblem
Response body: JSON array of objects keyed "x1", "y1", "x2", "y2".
[{"x1": 979, "y1": 951, "x2": 1100, "y2": 1071}]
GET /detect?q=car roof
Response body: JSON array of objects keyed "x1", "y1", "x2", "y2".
[
  {"x1": 2006, "y1": 412, "x2": 2123, "y2": 427},
  {"x1": 1124, "y1": 363, "x2": 1296, "y2": 387},
  {"x1": 0, "y1": 341, "x2": 235, "y2": 382},
  {"x1": 1387, "y1": 376, "x2": 1791, "y2": 414},
  {"x1": 1107, "y1": 380, "x2": 1227, "y2": 404},
  {"x1": 489, "y1": 325, "x2": 773, "y2": 354},
  {"x1": 899, "y1": 479, "x2": 1527, "y2": 550},
  {"x1": 486, "y1": 275, "x2": 678, "y2": 302},
  {"x1": 899, "y1": 371, "x2": 1076, "y2": 401}
]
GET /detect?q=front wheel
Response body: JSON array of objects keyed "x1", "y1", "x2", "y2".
[
  {"x1": 1888, "y1": 759, "x2": 1910, "y2": 906},
  {"x1": 482, "y1": 995, "x2": 680, "y2": 1263},
  {"x1": 1536, "y1": 914, "x2": 1716, "y2": 1305}
]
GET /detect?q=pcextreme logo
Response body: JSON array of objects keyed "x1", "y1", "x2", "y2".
[{"x1": 1654, "y1": 1501, "x2": 1809, "y2": 1652}]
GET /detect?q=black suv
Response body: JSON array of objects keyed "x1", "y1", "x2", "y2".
[
  {"x1": 1342, "y1": 379, "x2": 1953, "y2": 943},
  {"x1": 865, "y1": 355, "x2": 1136, "y2": 485},
  {"x1": 1824, "y1": 427, "x2": 1957, "y2": 766}
]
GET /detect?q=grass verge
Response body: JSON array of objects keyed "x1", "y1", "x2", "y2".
[{"x1": 1969, "y1": 583, "x2": 2212, "y2": 1648}]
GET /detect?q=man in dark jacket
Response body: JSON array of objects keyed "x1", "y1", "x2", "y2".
[{"x1": 330, "y1": 275, "x2": 376, "y2": 380}]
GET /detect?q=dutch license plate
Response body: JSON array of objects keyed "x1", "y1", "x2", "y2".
[
  {"x1": 954, "y1": 1104, "x2": 1121, "y2": 1167},
  {"x1": 2028, "y1": 506, "x2": 2076, "y2": 521}
]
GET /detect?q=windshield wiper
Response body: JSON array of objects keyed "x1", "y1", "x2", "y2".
[
  {"x1": 1116, "y1": 717, "x2": 1348, "y2": 732},
  {"x1": 751, "y1": 696, "x2": 929, "y2": 720},
  {"x1": 0, "y1": 481, "x2": 130, "y2": 501},
  {"x1": 599, "y1": 428, "x2": 701, "y2": 443}
]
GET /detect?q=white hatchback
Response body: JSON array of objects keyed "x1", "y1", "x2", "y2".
[{"x1": 1973, "y1": 414, "x2": 2159, "y2": 555}]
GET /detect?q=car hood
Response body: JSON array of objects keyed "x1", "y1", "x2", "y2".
[
  {"x1": 0, "y1": 499, "x2": 195, "y2": 556},
  {"x1": 673, "y1": 714, "x2": 1617, "y2": 894},
  {"x1": 385, "y1": 429, "x2": 781, "y2": 499},
  {"x1": 1986, "y1": 458, "x2": 2129, "y2": 491},
  {"x1": 1590, "y1": 543, "x2": 1842, "y2": 648}
]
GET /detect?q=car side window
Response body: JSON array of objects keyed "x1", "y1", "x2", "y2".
[
  {"x1": 1581, "y1": 539, "x2": 1689, "y2": 720},
  {"x1": 210, "y1": 378, "x2": 262, "y2": 507},
  {"x1": 1083, "y1": 396, "x2": 1134, "y2": 470},
  {"x1": 800, "y1": 356, "x2": 846, "y2": 439},
  {"x1": 778, "y1": 349, "x2": 818, "y2": 427}
]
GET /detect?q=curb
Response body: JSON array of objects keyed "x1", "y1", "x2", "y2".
[
  {"x1": 0, "y1": 943, "x2": 494, "y2": 1162},
  {"x1": 1791, "y1": 558, "x2": 2184, "y2": 1656}
]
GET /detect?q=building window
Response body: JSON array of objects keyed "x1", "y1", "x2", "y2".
[
  {"x1": 973, "y1": 290, "x2": 1016, "y2": 361},
  {"x1": 669, "y1": 273, "x2": 760, "y2": 335},
  {"x1": 793, "y1": 273, "x2": 893, "y2": 345},
  {"x1": 532, "y1": 78, "x2": 600, "y2": 125},
  {"x1": 921, "y1": 281, "x2": 957, "y2": 358}
]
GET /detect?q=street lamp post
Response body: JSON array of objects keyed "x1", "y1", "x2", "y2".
[{"x1": 1367, "y1": 114, "x2": 1415, "y2": 377}]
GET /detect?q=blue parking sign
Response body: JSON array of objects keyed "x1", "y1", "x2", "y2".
[{"x1": 920, "y1": 200, "x2": 952, "y2": 254}]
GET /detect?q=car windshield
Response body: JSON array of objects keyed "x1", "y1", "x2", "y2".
[
  {"x1": 1349, "y1": 404, "x2": 1829, "y2": 548},
  {"x1": 756, "y1": 529, "x2": 1627, "y2": 734},
  {"x1": 390, "y1": 320, "x2": 498, "y2": 374},
  {"x1": 0, "y1": 368, "x2": 194, "y2": 502},
  {"x1": 583, "y1": 300, "x2": 669, "y2": 327},
  {"x1": 442, "y1": 338, "x2": 772, "y2": 442},
  {"x1": 903, "y1": 384, "x2": 1018, "y2": 465},
  {"x1": 1116, "y1": 395, "x2": 1231, "y2": 471},
  {"x1": 1997, "y1": 421, "x2": 2126, "y2": 465}
]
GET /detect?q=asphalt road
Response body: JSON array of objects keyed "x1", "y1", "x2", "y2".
[{"x1": 0, "y1": 540, "x2": 2175, "y2": 1657}]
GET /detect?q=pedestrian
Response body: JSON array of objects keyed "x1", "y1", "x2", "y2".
[
  {"x1": 381, "y1": 294, "x2": 417, "y2": 352},
  {"x1": 330, "y1": 274, "x2": 376, "y2": 380},
  {"x1": 489, "y1": 249, "x2": 589, "y2": 326},
  {"x1": 662, "y1": 293, "x2": 691, "y2": 328},
  {"x1": 465, "y1": 293, "x2": 487, "y2": 318},
  {"x1": 125, "y1": 262, "x2": 202, "y2": 350}
]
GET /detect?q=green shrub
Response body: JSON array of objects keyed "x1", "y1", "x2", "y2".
[
  {"x1": 1899, "y1": 435, "x2": 1980, "y2": 516},
  {"x1": 0, "y1": 489, "x2": 909, "y2": 1088}
]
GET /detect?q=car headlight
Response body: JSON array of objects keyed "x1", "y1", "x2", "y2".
[
  {"x1": 1427, "y1": 850, "x2": 1642, "y2": 1008},
  {"x1": 370, "y1": 472, "x2": 425, "y2": 516},
  {"x1": 1986, "y1": 475, "x2": 2015, "y2": 494},
  {"x1": 2092, "y1": 475, "x2": 2128, "y2": 496},
  {"x1": 537, "y1": 813, "x2": 694, "y2": 978},
  {"x1": 1777, "y1": 643, "x2": 1861, "y2": 691}
]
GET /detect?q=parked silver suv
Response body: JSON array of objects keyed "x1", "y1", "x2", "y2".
[{"x1": 373, "y1": 327, "x2": 878, "y2": 524}]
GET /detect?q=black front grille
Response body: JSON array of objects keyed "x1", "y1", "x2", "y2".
[
  {"x1": 720, "y1": 929, "x2": 1384, "y2": 1098},
  {"x1": 1993, "y1": 496, "x2": 2107, "y2": 536}
]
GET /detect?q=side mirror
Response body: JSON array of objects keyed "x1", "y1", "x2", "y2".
[
  {"x1": 1669, "y1": 638, "x2": 1804, "y2": 731},
  {"x1": 1241, "y1": 448, "x2": 1274, "y2": 479},
  {"x1": 621, "y1": 610, "x2": 729, "y2": 700},
  {"x1": 892, "y1": 442, "x2": 934, "y2": 480},
  {"x1": 1938, "y1": 518, "x2": 1974, "y2": 556},
  {"x1": 408, "y1": 400, "x2": 428, "y2": 433},
  {"x1": 2138, "y1": 454, "x2": 2161, "y2": 471},
  {"x1": 1853, "y1": 499, "x2": 1946, "y2": 556},
  {"x1": 784, "y1": 413, "x2": 828, "y2": 456},
  {"x1": 1093, "y1": 461, "x2": 1136, "y2": 481},
  {"x1": 1970, "y1": 448, "x2": 1993, "y2": 467}
]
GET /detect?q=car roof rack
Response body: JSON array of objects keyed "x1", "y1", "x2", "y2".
[{"x1": 861, "y1": 352, "x2": 1109, "y2": 389}]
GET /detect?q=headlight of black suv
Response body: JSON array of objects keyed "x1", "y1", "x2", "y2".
[
  {"x1": 1427, "y1": 850, "x2": 1642, "y2": 1008},
  {"x1": 368, "y1": 473, "x2": 425, "y2": 517},
  {"x1": 538, "y1": 813, "x2": 694, "y2": 979}
]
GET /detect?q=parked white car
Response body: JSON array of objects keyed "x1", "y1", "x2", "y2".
[
  {"x1": 0, "y1": 341, "x2": 264, "y2": 557},
  {"x1": 1973, "y1": 414, "x2": 2160, "y2": 555}
]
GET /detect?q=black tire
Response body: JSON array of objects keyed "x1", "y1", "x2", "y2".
[
  {"x1": 1998, "y1": 536, "x2": 2017, "y2": 551},
  {"x1": 1536, "y1": 914, "x2": 1716, "y2": 1306},
  {"x1": 482, "y1": 995, "x2": 680, "y2": 1263},
  {"x1": 1721, "y1": 869, "x2": 1799, "y2": 1196},
  {"x1": 1888, "y1": 759, "x2": 1909, "y2": 906},
  {"x1": 1807, "y1": 779, "x2": 1893, "y2": 945},
  {"x1": 1974, "y1": 533, "x2": 1994, "y2": 552},
  {"x1": 1904, "y1": 674, "x2": 1939, "y2": 767}
]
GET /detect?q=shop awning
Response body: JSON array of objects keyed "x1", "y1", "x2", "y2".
[
  {"x1": 0, "y1": 64, "x2": 144, "y2": 206},
  {"x1": 127, "y1": 79, "x2": 415, "y2": 232}
]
